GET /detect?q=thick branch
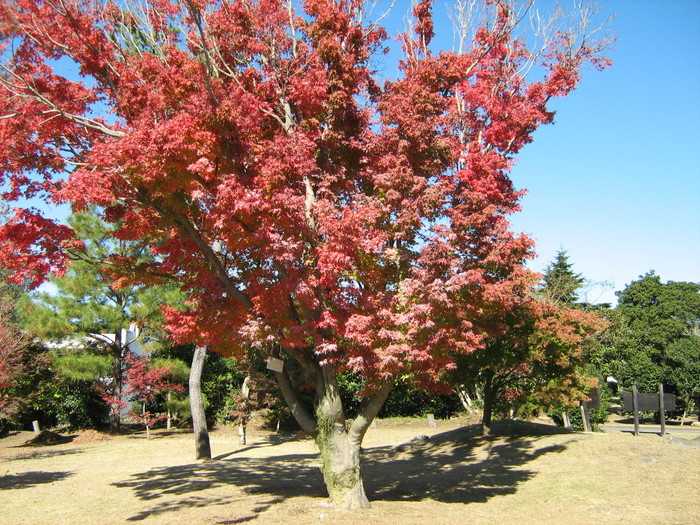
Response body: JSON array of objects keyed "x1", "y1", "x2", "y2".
[
  {"x1": 348, "y1": 378, "x2": 394, "y2": 444},
  {"x1": 274, "y1": 369, "x2": 317, "y2": 436}
]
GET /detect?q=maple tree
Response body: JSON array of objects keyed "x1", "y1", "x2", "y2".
[
  {"x1": 120, "y1": 352, "x2": 184, "y2": 438},
  {"x1": 451, "y1": 289, "x2": 606, "y2": 435},
  {"x1": 0, "y1": 0, "x2": 611, "y2": 508},
  {"x1": 0, "y1": 286, "x2": 29, "y2": 418}
]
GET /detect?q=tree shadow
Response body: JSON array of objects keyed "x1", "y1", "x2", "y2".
[
  {"x1": 113, "y1": 420, "x2": 574, "y2": 520},
  {"x1": 213, "y1": 432, "x2": 305, "y2": 460},
  {"x1": 0, "y1": 470, "x2": 75, "y2": 490},
  {"x1": 112, "y1": 452, "x2": 322, "y2": 521},
  {"x1": 363, "y1": 421, "x2": 573, "y2": 503},
  {"x1": 12, "y1": 448, "x2": 85, "y2": 461}
]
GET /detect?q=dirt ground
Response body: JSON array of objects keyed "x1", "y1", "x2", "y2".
[{"x1": 1, "y1": 417, "x2": 699, "y2": 525}]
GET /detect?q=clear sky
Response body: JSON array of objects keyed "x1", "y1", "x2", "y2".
[{"x1": 507, "y1": 0, "x2": 700, "y2": 305}]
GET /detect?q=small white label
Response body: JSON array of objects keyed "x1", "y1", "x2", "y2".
[{"x1": 266, "y1": 357, "x2": 284, "y2": 373}]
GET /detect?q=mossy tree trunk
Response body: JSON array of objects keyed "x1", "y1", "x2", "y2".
[{"x1": 274, "y1": 361, "x2": 392, "y2": 509}]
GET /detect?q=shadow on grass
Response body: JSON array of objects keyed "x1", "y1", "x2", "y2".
[
  {"x1": 363, "y1": 420, "x2": 572, "y2": 503},
  {"x1": 0, "y1": 470, "x2": 74, "y2": 490},
  {"x1": 12, "y1": 448, "x2": 85, "y2": 461},
  {"x1": 113, "y1": 420, "x2": 573, "y2": 520}
]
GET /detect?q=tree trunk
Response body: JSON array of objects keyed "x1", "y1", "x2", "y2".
[
  {"x1": 562, "y1": 411, "x2": 572, "y2": 429},
  {"x1": 455, "y1": 385, "x2": 473, "y2": 412},
  {"x1": 274, "y1": 362, "x2": 393, "y2": 510},
  {"x1": 238, "y1": 376, "x2": 250, "y2": 445},
  {"x1": 109, "y1": 347, "x2": 123, "y2": 433},
  {"x1": 481, "y1": 370, "x2": 495, "y2": 436},
  {"x1": 166, "y1": 392, "x2": 172, "y2": 430},
  {"x1": 316, "y1": 416, "x2": 369, "y2": 509},
  {"x1": 189, "y1": 345, "x2": 211, "y2": 460}
]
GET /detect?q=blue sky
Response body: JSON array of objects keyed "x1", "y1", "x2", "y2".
[
  {"x1": 506, "y1": 0, "x2": 700, "y2": 305},
  {"x1": 378, "y1": 0, "x2": 699, "y2": 305}
]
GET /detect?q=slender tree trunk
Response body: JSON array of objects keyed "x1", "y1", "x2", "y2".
[
  {"x1": 238, "y1": 376, "x2": 250, "y2": 445},
  {"x1": 109, "y1": 346, "x2": 123, "y2": 433},
  {"x1": 455, "y1": 385, "x2": 473, "y2": 412},
  {"x1": 166, "y1": 392, "x2": 172, "y2": 430},
  {"x1": 189, "y1": 345, "x2": 211, "y2": 460},
  {"x1": 481, "y1": 370, "x2": 495, "y2": 436},
  {"x1": 562, "y1": 411, "x2": 572, "y2": 429}
]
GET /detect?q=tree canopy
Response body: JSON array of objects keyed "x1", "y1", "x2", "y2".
[{"x1": 0, "y1": 0, "x2": 612, "y2": 509}]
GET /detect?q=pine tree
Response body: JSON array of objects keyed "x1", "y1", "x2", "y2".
[
  {"x1": 540, "y1": 250, "x2": 586, "y2": 306},
  {"x1": 22, "y1": 209, "x2": 184, "y2": 430}
]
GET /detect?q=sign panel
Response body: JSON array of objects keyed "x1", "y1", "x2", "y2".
[
  {"x1": 584, "y1": 388, "x2": 600, "y2": 409},
  {"x1": 623, "y1": 391, "x2": 676, "y2": 412},
  {"x1": 266, "y1": 357, "x2": 284, "y2": 373}
]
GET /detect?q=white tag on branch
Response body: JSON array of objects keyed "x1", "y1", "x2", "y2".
[{"x1": 266, "y1": 357, "x2": 284, "y2": 373}]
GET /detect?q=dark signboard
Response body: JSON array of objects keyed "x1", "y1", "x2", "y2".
[
  {"x1": 623, "y1": 391, "x2": 676, "y2": 412},
  {"x1": 584, "y1": 388, "x2": 600, "y2": 409}
]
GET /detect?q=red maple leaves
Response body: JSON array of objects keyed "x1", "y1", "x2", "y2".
[{"x1": 0, "y1": 0, "x2": 611, "y2": 387}]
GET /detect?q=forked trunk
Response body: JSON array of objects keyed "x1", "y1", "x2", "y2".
[
  {"x1": 315, "y1": 411, "x2": 369, "y2": 509},
  {"x1": 274, "y1": 361, "x2": 393, "y2": 510}
]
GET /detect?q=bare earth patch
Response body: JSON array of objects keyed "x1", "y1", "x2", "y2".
[{"x1": 1, "y1": 418, "x2": 699, "y2": 524}]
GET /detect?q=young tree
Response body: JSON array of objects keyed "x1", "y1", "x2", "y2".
[
  {"x1": 122, "y1": 353, "x2": 184, "y2": 439},
  {"x1": 0, "y1": 0, "x2": 611, "y2": 508},
  {"x1": 451, "y1": 295, "x2": 605, "y2": 435}
]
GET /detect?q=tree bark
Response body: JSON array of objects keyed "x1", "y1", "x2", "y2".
[
  {"x1": 481, "y1": 370, "x2": 495, "y2": 436},
  {"x1": 189, "y1": 345, "x2": 211, "y2": 460},
  {"x1": 455, "y1": 385, "x2": 473, "y2": 412},
  {"x1": 238, "y1": 376, "x2": 250, "y2": 445},
  {"x1": 314, "y1": 367, "x2": 369, "y2": 510},
  {"x1": 109, "y1": 345, "x2": 124, "y2": 433},
  {"x1": 274, "y1": 361, "x2": 393, "y2": 509},
  {"x1": 316, "y1": 416, "x2": 369, "y2": 509}
]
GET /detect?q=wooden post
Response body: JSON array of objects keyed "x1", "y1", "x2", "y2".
[
  {"x1": 427, "y1": 414, "x2": 437, "y2": 429},
  {"x1": 580, "y1": 404, "x2": 592, "y2": 432},
  {"x1": 632, "y1": 385, "x2": 640, "y2": 437},
  {"x1": 659, "y1": 383, "x2": 666, "y2": 435},
  {"x1": 32, "y1": 420, "x2": 40, "y2": 435}
]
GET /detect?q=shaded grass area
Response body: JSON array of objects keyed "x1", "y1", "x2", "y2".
[
  {"x1": 107, "y1": 421, "x2": 572, "y2": 521},
  {"x1": 1, "y1": 419, "x2": 698, "y2": 524},
  {"x1": 0, "y1": 470, "x2": 75, "y2": 490}
]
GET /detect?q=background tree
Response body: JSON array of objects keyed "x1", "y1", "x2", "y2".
[
  {"x1": 538, "y1": 249, "x2": 586, "y2": 306},
  {"x1": 613, "y1": 273, "x2": 700, "y2": 405},
  {"x1": 121, "y1": 352, "x2": 184, "y2": 439},
  {"x1": 20, "y1": 209, "x2": 184, "y2": 430},
  {"x1": 451, "y1": 294, "x2": 605, "y2": 435},
  {"x1": 0, "y1": 282, "x2": 33, "y2": 429},
  {"x1": 0, "y1": 0, "x2": 612, "y2": 509},
  {"x1": 665, "y1": 337, "x2": 700, "y2": 423}
]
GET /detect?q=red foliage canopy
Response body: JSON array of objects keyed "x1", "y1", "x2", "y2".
[{"x1": 0, "y1": 0, "x2": 611, "y2": 391}]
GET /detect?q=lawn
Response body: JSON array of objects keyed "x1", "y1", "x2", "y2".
[{"x1": 1, "y1": 418, "x2": 699, "y2": 524}]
